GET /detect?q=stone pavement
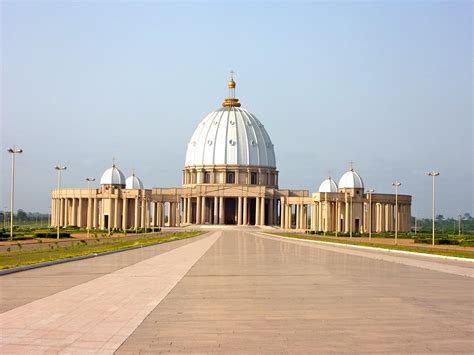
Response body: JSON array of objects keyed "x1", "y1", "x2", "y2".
[
  {"x1": 0, "y1": 232, "x2": 220, "y2": 353},
  {"x1": 1, "y1": 229, "x2": 473, "y2": 353}
]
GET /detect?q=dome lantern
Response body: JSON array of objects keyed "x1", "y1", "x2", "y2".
[
  {"x1": 319, "y1": 177, "x2": 338, "y2": 193},
  {"x1": 100, "y1": 161, "x2": 126, "y2": 186},
  {"x1": 126, "y1": 170, "x2": 144, "y2": 189},
  {"x1": 338, "y1": 163, "x2": 364, "y2": 189}
]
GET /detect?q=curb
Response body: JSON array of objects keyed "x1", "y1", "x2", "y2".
[
  {"x1": 259, "y1": 233, "x2": 474, "y2": 263},
  {"x1": 0, "y1": 236, "x2": 196, "y2": 276}
]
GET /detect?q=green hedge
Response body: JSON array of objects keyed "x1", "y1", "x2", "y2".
[{"x1": 33, "y1": 232, "x2": 71, "y2": 239}]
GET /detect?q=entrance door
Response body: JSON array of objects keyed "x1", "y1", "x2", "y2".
[
  {"x1": 249, "y1": 198, "x2": 256, "y2": 225},
  {"x1": 355, "y1": 218, "x2": 360, "y2": 232},
  {"x1": 224, "y1": 198, "x2": 237, "y2": 224}
]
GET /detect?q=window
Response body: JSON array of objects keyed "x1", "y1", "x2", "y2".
[
  {"x1": 204, "y1": 172, "x2": 211, "y2": 184},
  {"x1": 250, "y1": 172, "x2": 258, "y2": 185},
  {"x1": 226, "y1": 172, "x2": 235, "y2": 184}
]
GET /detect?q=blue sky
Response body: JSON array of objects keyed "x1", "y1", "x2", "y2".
[{"x1": 1, "y1": 1, "x2": 472, "y2": 217}]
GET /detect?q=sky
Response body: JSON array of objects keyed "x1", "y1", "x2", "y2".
[{"x1": 1, "y1": 1, "x2": 472, "y2": 218}]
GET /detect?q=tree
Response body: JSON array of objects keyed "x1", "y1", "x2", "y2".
[
  {"x1": 16, "y1": 209, "x2": 28, "y2": 221},
  {"x1": 463, "y1": 212, "x2": 472, "y2": 220},
  {"x1": 436, "y1": 214, "x2": 444, "y2": 221}
]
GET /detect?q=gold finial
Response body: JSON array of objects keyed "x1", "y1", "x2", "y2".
[
  {"x1": 132, "y1": 168, "x2": 135, "y2": 177},
  {"x1": 112, "y1": 157, "x2": 116, "y2": 168},
  {"x1": 223, "y1": 71, "x2": 241, "y2": 107},
  {"x1": 349, "y1": 161, "x2": 354, "y2": 171},
  {"x1": 228, "y1": 70, "x2": 236, "y2": 89}
]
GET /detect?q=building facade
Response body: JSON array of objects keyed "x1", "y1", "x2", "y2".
[{"x1": 51, "y1": 76, "x2": 412, "y2": 233}]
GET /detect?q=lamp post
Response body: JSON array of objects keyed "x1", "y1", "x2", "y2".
[
  {"x1": 55, "y1": 165, "x2": 67, "y2": 239},
  {"x1": 367, "y1": 189, "x2": 375, "y2": 240},
  {"x1": 85, "y1": 178, "x2": 95, "y2": 238},
  {"x1": 392, "y1": 181, "x2": 401, "y2": 245},
  {"x1": 428, "y1": 171, "x2": 440, "y2": 246},
  {"x1": 8, "y1": 147, "x2": 23, "y2": 240},
  {"x1": 458, "y1": 215, "x2": 462, "y2": 236}
]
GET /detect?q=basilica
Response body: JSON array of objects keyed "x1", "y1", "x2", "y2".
[{"x1": 51, "y1": 76, "x2": 412, "y2": 233}]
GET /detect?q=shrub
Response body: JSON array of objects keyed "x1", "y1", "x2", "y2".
[{"x1": 33, "y1": 231, "x2": 71, "y2": 239}]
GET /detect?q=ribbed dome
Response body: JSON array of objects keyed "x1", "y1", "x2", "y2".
[
  {"x1": 338, "y1": 169, "x2": 364, "y2": 189},
  {"x1": 185, "y1": 106, "x2": 276, "y2": 168},
  {"x1": 100, "y1": 165, "x2": 126, "y2": 186},
  {"x1": 319, "y1": 177, "x2": 338, "y2": 193},
  {"x1": 126, "y1": 174, "x2": 143, "y2": 189}
]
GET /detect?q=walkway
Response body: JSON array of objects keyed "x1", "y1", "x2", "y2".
[{"x1": 1, "y1": 229, "x2": 473, "y2": 353}]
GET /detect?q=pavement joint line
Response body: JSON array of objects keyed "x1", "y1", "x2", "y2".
[
  {"x1": 0, "y1": 233, "x2": 206, "y2": 276},
  {"x1": 259, "y1": 232, "x2": 474, "y2": 263}
]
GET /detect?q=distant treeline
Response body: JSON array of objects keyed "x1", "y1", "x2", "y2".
[
  {"x1": 1, "y1": 210, "x2": 50, "y2": 224},
  {"x1": 413, "y1": 213, "x2": 473, "y2": 234}
]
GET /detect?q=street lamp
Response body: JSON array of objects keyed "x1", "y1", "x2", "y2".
[
  {"x1": 428, "y1": 171, "x2": 440, "y2": 246},
  {"x1": 458, "y1": 215, "x2": 462, "y2": 236},
  {"x1": 8, "y1": 146, "x2": 23, "y2": 240},
  {"x1": 85, "y1": 178, "x2": 95, "y2": 238},
  {"x1": 392, "y1": 182, "x2": 401, "y2": 245},
  {"x1": 55, "y1": 165, "x2": 67, "y2": 239},
  {"x1": 367, "y1": 189, "x2": 375, "y2": 240}
]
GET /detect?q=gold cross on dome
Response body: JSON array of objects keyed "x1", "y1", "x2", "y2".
[{"x1": 349, "y1": 161, "x2": 354, "y2": 171}]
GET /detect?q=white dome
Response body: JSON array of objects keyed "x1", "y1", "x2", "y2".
[
  {"x1": 338, "y1": 169, "x2": 364, "y2": 189},
  {"x1": 126, "y1": 174, "x2": 143, "y2": 189},
  {"x1": 185, "y1": 106, "x2": 276, "y2": 168},
  {"x1": 319, "y1": 177, "x2": 338, "y2": 193},
  {"x1": 100, "y1": 165, "x2": 126, "y2": 186}
]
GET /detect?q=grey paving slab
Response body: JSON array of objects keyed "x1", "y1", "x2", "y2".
[
  {"x1": 117, "y1": 229, "x2": 474, "y2": 354},
  {"x1": 0, "y1": 234, "x2": 206, "y2": 313}
]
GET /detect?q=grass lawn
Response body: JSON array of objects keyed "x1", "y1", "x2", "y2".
[
  {"x1": 0, "y1": 231, "x2": 202, "y2": 270},
  {"x1": 266, "y1": 232, "x2": 474, "y2": 259}
]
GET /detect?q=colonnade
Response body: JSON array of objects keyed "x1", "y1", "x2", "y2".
[
  {"x1": 280, "y1": 199, "x2": 411, "y2": 232},
  {"x1": 51, "y1": 197, "x2": 149, "y2": 230},
  {"x1": 181, "y1": 196, "x2": 278, "y2": 226}
]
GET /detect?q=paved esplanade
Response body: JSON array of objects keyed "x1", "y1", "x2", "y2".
[{"x1": 1, "y1": 230, "x2": 473, "y2": 353}]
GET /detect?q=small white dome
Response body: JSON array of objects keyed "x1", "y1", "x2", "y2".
[
  {"x1": 100, "y1": 165, "x2": 126, "y2": 186},
  {"x1": 319, "y1": 177, "x2": 338, "y2": 193},
  {"x1": 126, "y1": 174, "x2": 143, "y2": 189},
  {"x1": 338, "y1": 169, "x2": 364, "y2": 189}
]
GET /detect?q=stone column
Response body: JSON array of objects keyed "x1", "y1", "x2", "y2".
[
  {"x1": 243, "y1": 196, "x2": 248, "y2": 225},
  {"x1": 345, "y1": 201, "x2": 350, "y2": 233},
  {"x1": 219, "y1": 196, "x2": 224, "y2": 224},
  {"x1": 261, "y1": 197, "x2": 266, "y2": 226},
  {"x1": 287, "y1": 204, "x2": 291, "y2": 229},
  {"x1": 140, "y1": 198, "x2": 145, "y2": 228},
  {"x1": 113, "y1": 197, "x2": 119, "y2": 229},
  {"x1": 280, "y1": 199, "x2": 286, "y2": 229},
  {"x1": 196, "y1": 196, "x2": 201, "y2": 225},
  {"x1": 255, "y1": 197, "x2": 260, "y2": 226},
  {"x1": 268, "y1": 199, "x2": 274, "y2": 226},
  {"x1": 93, "y1": 198, "x2": 98, "y2": 228},
  {"x1": 86, "y1": 198, "x2": 92, "y2": 229},
  {"x1": 186, "y1": 197, "x2": 191, "y2": 224},
  {"x1": 71, "y1": 198, "x2": 76, "y2": 226},
  {"x1": 295, "y1": 204, "x2": 300, "y2": 229},
  {"x1": 122, "y1": 198, "x2": 128, "y2": 230},
  {"x1": 182, "y1": 199, "x2": 187, "y2": 224},
  {"x1": 214, "y1": 196, "x2": 219, "y2": 225},
  {"x1": 201, "y1": 197, "x2": 206, "y2": 224},
  {"x1": 78, "y1": 198, "x2": 83, "y2": 227},
  {"x1": 237, "y1": 197, "x2": 242, "y2": 225}
]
